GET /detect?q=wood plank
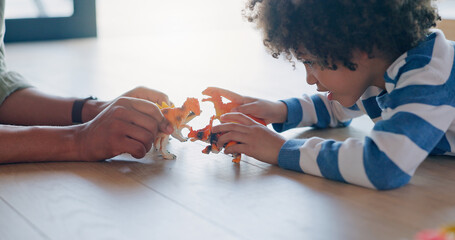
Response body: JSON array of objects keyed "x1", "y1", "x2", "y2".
[
  {"x1": 109, "y1": 129, "x2": 455, "y2": 240},
  {"x1": 0, "y1": 163, "x2": 239, "y2": 240},
  {"x1": 0, "y1": 197, "x2": 48, "y2": 240}
]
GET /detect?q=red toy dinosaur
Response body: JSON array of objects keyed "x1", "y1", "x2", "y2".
[
  {"x1": 188, "y1": 116, "x2": 240, "y2": 162},
  {"x1": 188, "y1": 88, "x2": 266, "y2": 163}
]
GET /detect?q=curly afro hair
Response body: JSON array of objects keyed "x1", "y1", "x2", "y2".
[{"x1": 243, "y1": 0, "x2": 440, "y2": 70}]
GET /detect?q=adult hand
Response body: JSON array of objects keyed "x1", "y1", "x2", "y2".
[
  {"x1": 211, "y1": 112, "x2": 286, "y2": 164},
  {"x1": 118, "y1": 86, "x2": 172, "y2": 106},
  {"x1": 75, "y1": 97, "x2": 174, "y2": 161},
  {"x1": 83, "y1": 86, "x2": 172, "y2": 123}
]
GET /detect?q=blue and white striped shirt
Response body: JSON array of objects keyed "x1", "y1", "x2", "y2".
[{"x1": 273, "y1": 29, "x2": 455, "y2": 190}]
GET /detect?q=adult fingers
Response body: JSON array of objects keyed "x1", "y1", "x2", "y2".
[
  {"x1": 142, "y1": 87, "x2": 171, "y2": 106},
  {"x1": 108, "y1": 119, "x2": 156, "y2": 152},
  {"x1": 108, "y1": 105, "x2": 160, "y2": 136},
  {"x1": 119, "y1": 136, "x2": 148, "y2": 159},
  {"x1": 123, "y1": 86, "x2": 171, "y2": 106},
  {"x1": 117, "y1": 97, "x2": 173, "y2": 134},
  {"x1": 122, "y1": 122, "x2": 156, "y2": 152}
]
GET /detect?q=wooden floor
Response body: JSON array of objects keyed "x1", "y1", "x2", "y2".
[{"x1": 1, "y1": 1, "x2": 455, "y2": 239}]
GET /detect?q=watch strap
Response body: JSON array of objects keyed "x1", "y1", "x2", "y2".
[{"x1": 72, "y1": 96, "x2": 97, "y2": 124}]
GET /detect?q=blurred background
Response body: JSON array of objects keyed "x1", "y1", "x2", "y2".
[
  {"x1": 3, "y1": 0, "x2": 455, "y2": 111},
  {"x1": 4, "y1": 0, "x2": 277, "y2": 101},
  {"x1": 6, "y1": 0, "x2": 74, "y2": 19},
  {"x1": 5, "y1": 0, "x2": 455, "y2": 38},
  {"x1": 4, "y1": 0, "x2": 311, "y2": 130}
]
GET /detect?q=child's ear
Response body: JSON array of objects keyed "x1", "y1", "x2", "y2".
[
  {"x1": 361, "y1": 51, "x2": 371, "y2": 60},
  {"x1": 353, "y1": 49, "x2": 370, "y2": 62}
]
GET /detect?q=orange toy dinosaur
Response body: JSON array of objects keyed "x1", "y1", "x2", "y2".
[
  {"x1": 155, "y1": 98, "x2": 201, "y2": 159},
  {"x1": 188, "y1": 88, "x2": 266, "y2": 163}
]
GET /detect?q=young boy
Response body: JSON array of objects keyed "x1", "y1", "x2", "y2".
[{"x1": 211, "y1": 0, "x2": 454, "y2": 190}]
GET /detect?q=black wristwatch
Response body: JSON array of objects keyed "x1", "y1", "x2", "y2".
[{"x1": 72, "y1": 96, "x2": 97, "y2": 124}]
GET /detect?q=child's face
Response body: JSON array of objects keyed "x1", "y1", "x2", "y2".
[{"x1": 298, "y1": 50, "x2": 386, "y2": 107}]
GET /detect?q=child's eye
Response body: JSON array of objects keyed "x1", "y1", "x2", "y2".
[{"x1": 302, "y1": 60, "x2": 314, "y2": 67}]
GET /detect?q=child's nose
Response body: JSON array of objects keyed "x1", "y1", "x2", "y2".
[{"x1": 306, "y1": 73, "x2": 318, "y2": 85}]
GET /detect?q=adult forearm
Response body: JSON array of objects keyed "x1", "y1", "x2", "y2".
[
  {"x1": 0, "y1": 125, "x2": 82, "y2": 163},
  {"x1": 0, "y1": 88, "x2": 104, "y2": 126}
]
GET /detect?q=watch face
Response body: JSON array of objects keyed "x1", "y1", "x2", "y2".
[{"x1": 87, "y1": 96, "x2": 97, "y2": 100}]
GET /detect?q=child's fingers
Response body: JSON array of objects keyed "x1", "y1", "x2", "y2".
[
  {"x1": 223, "y1": 142, "x2": 248, "y2": 155},
  {"x1": 232, "y1": 103, "x2": 250, "y2": 114},
  {"x1": 212, "y1": 122, "x2": 250, "y2": 134},
  {"x1": 203, "y1": 87, "x2": 244, "y2": 103},
  {"x1": 219, "y1": 112, "x2": 257, "y2": 125},
  {"x1": 232, "y1": 102, "x2": 260, "y2": 116},
  {"x1": 216, "y1": 131, "x2": 249, "y2": 150}
]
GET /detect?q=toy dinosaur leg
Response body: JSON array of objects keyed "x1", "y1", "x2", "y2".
[
  {"x1": 232, "y1": 153, "x2": 241, "y2": 163},
  {"x1": 159, "y1": 135, "x2": 176, "y2": 160},
  {"x1": 210, "y1": 144, "x2": 221, "y2": 154},
  {"x1": 224, "y1": 141, "x2": 241, "y2": 163},
  {"x1": 171, "y1": 128, "x2": 188, "y2": 142},
  {"x1": 202, "y1": 145, "x2": 211, "y2": 154},
  {"x1": 154, "y1": 135, "x2": 162, "y2": 152}
]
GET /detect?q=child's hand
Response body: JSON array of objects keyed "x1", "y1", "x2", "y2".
[
  {"x1": 75, "y1": 97, "x2": 174, "y2": 161},
  {"x1": 203, "y1": 87, "x2": 287, "y2": 124},
  {"x1": 212, "y1": 112, "x2": 286, "y2": 165},
  {"x1": 231, "y1": 98, "x2": 287, "y2": 124}
]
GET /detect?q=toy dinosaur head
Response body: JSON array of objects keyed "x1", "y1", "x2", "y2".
[
  {"x1": 159, "y1": 97, "x2": 201, "y2": 129},
  {"x1": 182, "y1": 97, "x2": 201, "y2": 123},
  {"x1": 188, "y1": 115, "x2": 215, "y2": 142},
  {"x1": 202, "y1": 88, "x2": 240, "y2": 119},
  {"x1": 202, "y1": 87, "x2": 222, "y2": 98}
]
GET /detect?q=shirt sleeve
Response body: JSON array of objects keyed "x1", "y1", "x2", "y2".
[
  {"x1": 276, "y1": 68, "x2": 455, "y2": 190},
  {"x1": 272, "y1": 93, "x2": 364, "y2": 132},
  {"x1": 0, "y1": 15, "x2": 33, "y2": 105}
]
